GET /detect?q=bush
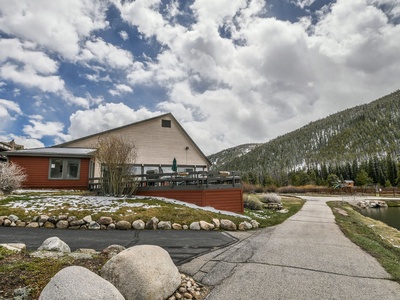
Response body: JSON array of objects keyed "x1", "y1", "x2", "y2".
[
  {"x1": 260, "y1": 193, "x2": 281, "y2": 204},
  {"x1": 244, "y1": 194, "x2": 264, "y2": 210},
  {"x1": 0, "y1": 162, "x2": 27, "y2": 194},
  {"x1": 277, "y1": 186, "x2": 306, "y2": 194}
]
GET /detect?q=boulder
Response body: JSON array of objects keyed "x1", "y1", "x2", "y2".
[
  {"x1": 101, "y1": 245, "x2": 181, "y2": 300},
  {"x1": 189, "y1": 222, "x2": 201, "y2": 230},
  {"x1": 70, "y1": 219, "x2": 85, "y2": 227},
  {"x1": 47, "y1": 216, "x2": 58, "y2": 224},
  {"x1": 0, "y1": 243, "x2": 26, "y2": 252},
  {"x1": 172, "y1": 223, "x2": 182, "y2": 230},
  {"x1": 39, "y1": 266, "x2": 124, "y2": 300},
  {"x1": 132, "y1": 220, "x2": 145, "y2": 230},
  {"x1": 38, "y1": 237, "x2": 71, "y2": 253},
  {"x1": 8, "y1": 214, "x2": 19, "y2": 222},
  {"x1": 98, "y1": 216, "x2": 113, "y2": 225},
  {"x1": 212, "y1": 218, "x2": 220, "y2": 229},
  {"x1": 157, "y1": 221, "x2": 172, "y2": 230},
  {"x1": 56, "y1": 220, "x2": 69, "y2": 229},
  {"x1": 220, "y1": 219, "x2": 237, "y2": 231},
  {"x1": 199, "y1": 221, "x2": 215, "y2": 231},
  {"x1": 26, "y1": 222, "x2": 40, "y2": 228},
  {"x1": 3, "y1": 219, "x2": 11, "y2": 227},
  {"x1": 43, "y1": 221, "x2": 56, "y2": 229},
  {"x1": 238, "y1": 221, "x2": 253, "y2": 231},
  {"x1": 16, "y1": 220, "x2": 26, "y2": 227},
  {"x1": 88, "y1": 221, "x2": 100, "y2": 230},
  {"x1": 102, "y1": 244, "x2": 126, "y2": 258},
  {"x1": 250, "y1": 220, "x2": 260, "y2": 229},
  {"x1": 83, "y1": 215, "x2": 92, "y2": 223},
  {"x1": 145, "y1": 217, "x2": 159, "y2": 229},
  {"x1": 116, "y1": 220, "x2": 131, "y2": 230},
  {"x1": 38, "y1": 215, "x2": 49, "y2": 223}
]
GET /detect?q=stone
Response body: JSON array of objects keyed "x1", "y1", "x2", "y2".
[
  {"x1": 56, "y1": 220, "x2": 69, "y2": 229},
  {"x1": 83, "y1": 215, "x2": 92, "y2": 223},
  {"x1": 26, "y1": 222, "x2": 39, "y2": 228},
  {"x1": 132, "y1": 220, "x2": 145, "y2": 230},
  {"x1": 102, "y1": 244, "x2": 126, "y2": 258},
  {"x1": 43, "y1": 221, "x2": 55, "y2": 229},
  {"x1": 38, "y1": 237, "x2": 71, "y2": 253},
  {"x1": 0, "y1": 243, "x2": 26, "y2": 252},
  {"x1": 238, "y1": 221, "x2": 252, "y2": 231},
  {"x1": 98, "y1": 216, "x2": 113, "y2": 225},
  {"x1": 16, "y1": 220, "x2": 26, "y2": 227},
  {"x1": 8, "y1": 214, "x2": 19, "y2": 222},
  {"x1": 47, "y1": 216, "x2": 58, "y2": 224},
  {"x1": 250, "y1": 220, "x2": 260, "y2": 229},
  {"x1": 101, "y1": 245, "x2": 181, "y2": 300},
  {"x1": 88, "y1": 221, "x2": 100, "y2": 230},
  {"x1": 116, "y1": 220, "x2": 131, "y2": 230},
  {"x1": 220, "y1": 219, "x2": 237, "y2": 231},
  {"x1": 189, "y1": 222, "x2": 201, "y2": 230},
  {"x1": 199, "y1": 221, "x2": 215, "y2": 231},
  {"x1": 70, "y1": 219, "x2": 85, "y2": 227},
  {"x1": 145, "y1": 216, "x2": 159, "y2": 229},
  {"x1": 172, "y1": 223, "x2": 182, "y2": 230},
  {"x1": 158, "y1": 221, "x2": 172, "y2": 230},
  {"x1": 277, "y1": 209, "x2": 289, "y2": 214},
  {"x1": 38, "y1": 215, "x2": 49, "y2": 223},
  {"x1": 67, "y1": 216, "x2": 77, "y2": 222},
  {"x1": 39, "y1": 266, "x2": 125, "y2": 300},
  {"x1": 212, "y1": 218, "x2": 220, "y2": 229},
  {"x1": 182, "y1": 225, "x2": 189, "y2": 230},
  {"x1": 3, "y1": 219, "x2": 11, "y2": 227},
  {"x1": 10, "y1": 221, "x2": 16, "y2": 227},
  {"x1": 58, "y1": 215, "x2": 68, "y2": 220}
]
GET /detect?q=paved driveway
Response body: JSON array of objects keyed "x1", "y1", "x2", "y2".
[
  {"x1": 180, "y1": 197, "x2": 400, "y2": 299},
  {"x1": 0, "y1": 227, "x2": 236, "y2": 265}
]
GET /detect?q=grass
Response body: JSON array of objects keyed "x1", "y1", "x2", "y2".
[{"x1": 327, "y1": 201, "x2": 400, "y2": 282}]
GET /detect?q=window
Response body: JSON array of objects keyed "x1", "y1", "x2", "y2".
[
  {"x1": 161, "y1": 119, "x2": 171, "y2": 128},
  {"x1": 49, "y1": 158, "x2": 80, "y2": 180}
]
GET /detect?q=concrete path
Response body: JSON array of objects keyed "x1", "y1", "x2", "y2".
[{"x1": 179, "y1": 197, "x2": 400, "y2": 299}]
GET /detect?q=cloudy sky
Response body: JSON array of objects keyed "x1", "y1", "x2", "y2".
[{"x1": 0, "y1": 0, "x2": 399, "y2": 155}]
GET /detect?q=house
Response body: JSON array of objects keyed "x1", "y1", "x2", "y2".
[
  {"x1": 2, "y1": 113, "x2": 211, "y2": 189},
  {"x1": 343, "y1": 180, "x2": 354, "y2": 187}
]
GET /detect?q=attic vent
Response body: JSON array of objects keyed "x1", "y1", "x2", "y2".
[{"x1": 162, "y1": 119, "x2": 171, "y2": 128}]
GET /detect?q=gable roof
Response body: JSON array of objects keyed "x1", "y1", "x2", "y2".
[{"x1": 56, "y1": 112, "x2": 211, "y2": 166}]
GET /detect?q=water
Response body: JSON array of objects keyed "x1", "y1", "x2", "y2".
[{"x1": 359, "y1": 207, "x2": 400, "y2": 231}]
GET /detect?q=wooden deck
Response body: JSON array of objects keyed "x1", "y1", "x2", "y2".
[{"x1": 89, "y1": 171, "x2": 244, "y2": 213}]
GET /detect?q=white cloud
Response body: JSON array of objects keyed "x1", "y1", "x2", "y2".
[
  {"x1": 80, "y1": 37, "x2": 134, "y2": 69},
  {"x1": 0, "y1": 134, "x2": 44, "y2": 149},
  {"x1": 0, "y1": 0, "x2": 109, "y2": 59},
  {"x1": 109, "y1": 84, "x2": 133, "y2": 96},
  {"x1": 68, "y1": 103, "x2": 162, "y2": 140},
  {"x1": 119, "y1": 30, "x2": 129, "y2": 41},
  {"x1": 23, "y1": 118, "x2": 65, "y2": 139},
  {"x1": 0, "y1": 99, "x2": 22, "y2": 118}
]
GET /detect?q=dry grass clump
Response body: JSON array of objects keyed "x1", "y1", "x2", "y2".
[
  {"x1": 260, "y1": 193, "x2": 281, "y2": 204},
  {"x1": 243, "y1": 194, "x2": 264, "y2": 210}
]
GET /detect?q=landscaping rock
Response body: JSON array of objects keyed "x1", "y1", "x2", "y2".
[
  {"x1": 172, "y1": 223, "x2": 182, "y2": 230},
  {"x1": 199, "y1": 220, "x2": 215, "y2": 231},
  {"x1": 189, "y1": 222, "x2": 201, "y2": 230},
  {"x1": 56, "y1": 220, "x2": 69, "y2": 229},
  {"x1": 146, "y1": 217, "x2": 159, "y2": 229},
  {"x1": 250, "y1": 220, "x2": 260, "y2": 229},
  {"x1": 220, "y1": 219, "x2": 237, "y2": 231},
  {"x1": 8, "y1": 214, "x2": 18, "y2": 222},
  {"x1": 98, "y1": 216, "x2": 113, "y2": 225},
  {"x1": 3, "y1": 219, "x2": 11, "y2": 227},
  {"x1": 38, "y1": 215, "x2": 49, "y2": 224},
  {"x1": 101, "y1": 245, "x2": 181, "y2": 300},
  {"x1": 102, "y1": 244, "x2": 126, "y2": 258},
  {"x1": 83, "y1": 215, "x2": 92, "y2": 223},
  {"x1": 43, "y1": 221, "x2": 55, "y2": 229},
  {"x1": 116, "y1": 220, "x2": 131, "y2": 230},
  {"x1": 238, "y1": 221, "x2": 252, "y2": 231},
  {"x1": 38, "y1": 237, "x2": 71, "y2": 253},
  {"x1": 26, "y1": 222, "x2": 39, "y2": 228},
  {"x1": 70, "y1": 219, "x2": 85, "y2": 227},
  {"x1": 88, "y1": 221, "x2": 100, "y2": 230},
  {"x1": 47, "y1": 216, "x2": 58, "y2": 224},
  {"x1": 16, "y1": 220, "x2": 26, "y2": 227},
  {"x1": 132, "y1": 220, "x2": 145, "y2": 230},
  {"x1": 158, "y1": 221, "x2": 172, "y2": 230},
  {"x1": 0, "y1": 243, "x2": 26, "y2": 252},
  {"x1": 39, "y1": 266, "x2": 125, "y2": 300},
  {"x1": 212, "y1": 218, "x2": 220, "y2": 229}
]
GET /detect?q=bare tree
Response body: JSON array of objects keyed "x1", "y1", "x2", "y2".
[
  {"x1": 94, "y1": 135, "x2": 138, "y2": 196},
  {"x1": 0, "y1": 162, "x2": 27, "y2": 194}
]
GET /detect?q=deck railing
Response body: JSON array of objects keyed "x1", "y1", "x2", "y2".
[{"x1": 88, "y1": 170, "x2": 241, "y2": 193}]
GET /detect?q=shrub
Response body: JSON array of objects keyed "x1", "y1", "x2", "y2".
[
  {"x1": 244, "y1": 194, "x2": 264, "y2": 210},
  {"x1": 0, "y1": 162, "x2": 27, "y2": 194},
  {"x1": 260, "y1": 193, "x2": 281, "y2": 204},
  {"x1": 277, "y1": 186, "x2": 306, "y2": 194}
]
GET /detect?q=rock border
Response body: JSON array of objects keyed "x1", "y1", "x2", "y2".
[{"x1": 0, "y1": 214, "x2": 260, "y2": 231}]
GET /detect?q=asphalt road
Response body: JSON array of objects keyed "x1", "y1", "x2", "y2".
[{"x1": 0, "y1": 227, "x2": 237, "y2": 265}]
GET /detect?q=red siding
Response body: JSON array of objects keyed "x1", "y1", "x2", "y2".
[
  {"x1": 137, "y1": 188, "x2": 244, "y2": 213},
  {"x1": 9, "y1": 156, "x2": 90, "y2": 189}
]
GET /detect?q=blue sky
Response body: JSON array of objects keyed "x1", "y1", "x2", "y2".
[{"x1": 1, "y1": 0, "x2": 399, "y2": 155}]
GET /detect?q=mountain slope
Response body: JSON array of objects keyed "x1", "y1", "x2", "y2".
[{"x1": 209, "y1": 90, "x2": 400, "y2": 181}]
